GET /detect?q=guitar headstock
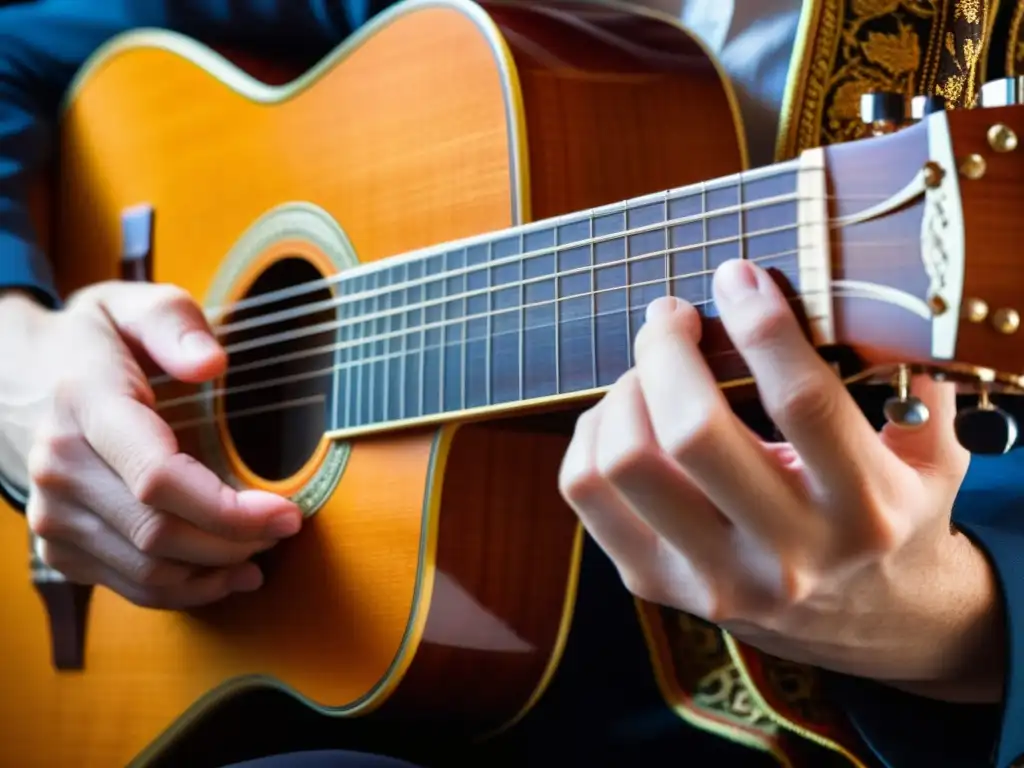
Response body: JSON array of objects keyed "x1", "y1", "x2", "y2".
[{"x1": 817, "y1": 77, "x2": 1024, "y2": 453}]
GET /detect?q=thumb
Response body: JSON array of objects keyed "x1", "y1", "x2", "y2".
[
  {"x1": 91, "y1": 282, "x2": 227, "y2": 383},
  {"x1": 880, "y1": 375, "x2": 969, "y2": 477}
]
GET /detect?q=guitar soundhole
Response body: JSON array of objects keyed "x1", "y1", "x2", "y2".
[{"x1": 220, "y1": 256, "x2": 337, "y2": 482}]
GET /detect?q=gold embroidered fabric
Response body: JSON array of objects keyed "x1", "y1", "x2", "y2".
[
  {"x1": 776, "y1": 0, "x2": 999, "y2": 161},
  {"x1": 654, "y1": 609, "x2": 874, "y2": 767},
  {"x1": 1007, "y1": 0, "x2": 1024, "y2": 73}
]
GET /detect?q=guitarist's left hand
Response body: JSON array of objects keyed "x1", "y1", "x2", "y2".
[{"x1": 559, "y1": 258, "x2": 1004, "y2": 703}]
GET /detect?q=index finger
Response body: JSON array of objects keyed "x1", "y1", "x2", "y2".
[
  {"x1": 711, "y1": 259, "x2": 890, "y2": 497},
  {"x1": 76, "y1": 391, "x2": 301, "y2": 541}
]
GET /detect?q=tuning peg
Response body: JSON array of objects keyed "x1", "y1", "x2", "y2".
[
  {"x1": 884, "y1": 365, "x2": 930, "y2": 428},
  {"x1": 954, "y1": 388, "x2": 1019, "y2": 455},
  {"x1": 980, "y1": 76, "x2": 1024, "y2": 107},
  {"x1": 911, "y1": 94, "x2": 946, "y2": 120},
  {"x1": 861, "y1": 91, "x2": 905, "y2": 135}
]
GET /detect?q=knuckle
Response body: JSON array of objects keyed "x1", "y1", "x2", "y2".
[
  {"x1": 730, "y1": 303, "x2": 793, "y2": 351},
  {"x1": 131, "y1": 558, "x2": 181, "y2": 589},
  {"x1": 661, "y1": 403, "x2": 728, "y2": 462},
  {"x1": 595, "y1": 442, "x2": 653, "y2": 486},
  {"x1": 128, "y1": 512, "x2": 173, "y2": 556},
  {"x1": 558, "y1": 463, "x2": 596, "y2": 506},
  {"x1": 26, "y1": 499, "x2": 64, "y2": 540},
  {"x1": 149, "y1": 284, "x2": 197, "y2": 320},
  {"x1": 127, "y1": 462, "x2": 169, "y2": 508},
  {"x1": 770, "y1": 375, "x2": 836, "y2": 426},
  {"x1": 619, "y1": 567, "x2": 668, "y2": 606},
  {"x1": 26, "y1": 438, "x2": 76, "y2": 494},
  {"x1": 36, "y1": 539, "x2": 76, "y2": 573},
  {"x1": 776, "y1": 561, "x2": 818, "y2": 606},
  {"x1": 850, "y1": 507, "x2": 909, "y2": 554}
]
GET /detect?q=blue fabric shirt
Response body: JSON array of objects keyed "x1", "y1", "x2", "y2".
[{"x1": 1, "y1": 2, "x2": 1023, "y2": 767}]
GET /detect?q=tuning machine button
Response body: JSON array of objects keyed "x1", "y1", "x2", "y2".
[
  {"x1": 911, "y1": 94, "x2": 946, "y2": 120},
  {"x1": 954, "y1": 389, "x2": 1019, "y2": 455},
  {"x1": 980, "y1": 76, "x2": 1024, "y2": 107},
  {"x1": 884, "y1": 365, "x2": 930, "y2": 428},
  {"x1": 860, "y1": 91, "x2": 905, "y2": 135}
]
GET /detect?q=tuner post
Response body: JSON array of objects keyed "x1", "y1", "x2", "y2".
[
  {"x1": 980, "y1": 76, "x2": 1024, "y2": 107},
  {"x1": 860, "y1": 91, "x2": 905, "y2": 136},
  {"x1": 911, "y1": 94, "x2": 946, "y2": 121}
]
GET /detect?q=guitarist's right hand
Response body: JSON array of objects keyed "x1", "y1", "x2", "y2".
[{"x1": 0, "y1": 283, "x2": 303, "y2": 610}]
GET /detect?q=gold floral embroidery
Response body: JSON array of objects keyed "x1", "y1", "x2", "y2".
[
  {"x1": 1008, "y1": 0, "x2": 1024, "y2": 73},
  {"x1": 776, "y1": 0, "x2": 995, "y2": 160},
  {"x1": 957, "y1": 0, "x2": 982, "y2": 23}
]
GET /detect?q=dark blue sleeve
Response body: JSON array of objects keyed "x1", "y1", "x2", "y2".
[
  {"x1": 0, "y1": 0, "x2": 392, "y2": 306},
  {"x1": 831, "y1": 448, "x2": 1024, "y2": 768}
]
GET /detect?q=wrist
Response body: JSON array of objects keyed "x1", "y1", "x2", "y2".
[
  {"x1": 0, "y1": 290, "x2": 56, "y2": 488},
  {"x1": 889, "y1": 531, "x2": 1005, "y2": 703}
]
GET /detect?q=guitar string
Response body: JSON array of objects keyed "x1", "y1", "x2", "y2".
[
  {"x1": 198, "y1": 162, "x2": 829, "y2": 321},
  {"x1": 200, "y1": 187, "x2": 897, "y2": 349},
  {"x1": 209, "y1": 217, "x2": 801, "y2": 346},
  {"x1": 155, "y1": 244, "x2": 812, "y2": 411},
  {"x1": 159, "y1": 245, "x2": 916, "y2": 426},
  {"x1": 160, "y1": 283, "x2": 892, "y2": 434},
  {"x1": 150, "y1": 212, "x2": 910, "y2": 391}
]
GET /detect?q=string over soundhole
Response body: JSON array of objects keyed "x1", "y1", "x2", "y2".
[{"x1": 217, "y1": 257, "x2": 339, "y2": 483}]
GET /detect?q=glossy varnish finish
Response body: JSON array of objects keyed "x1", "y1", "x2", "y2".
[{"x1": 0, "y1": 2, "x2": 748, "y2": 767}]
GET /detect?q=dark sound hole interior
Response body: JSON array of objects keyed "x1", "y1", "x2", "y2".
[{"x1": 221, "y1": 257, "x2": 337, "y2": 482}]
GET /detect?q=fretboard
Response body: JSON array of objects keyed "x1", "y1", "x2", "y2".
[{"x1": 324, "y1": 159, "x2": 804, "y2": 431}]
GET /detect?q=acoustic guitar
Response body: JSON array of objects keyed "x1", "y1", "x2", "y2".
[{"x1": 4, "y1": 1, "x2": 1024, "y2": 766}]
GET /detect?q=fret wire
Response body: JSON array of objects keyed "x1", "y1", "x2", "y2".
[
  {"x1": 517, "y1": 232, "x2": 525, "y2": 403},
  {"x1": 369, "y1": 271, "x2": 377, "y2": 423},
  {"x1": 332, "y1": 285, "x2": 342, "y2": 430},
  {"x1": 461, "y1": 259, "x2": 468, "y2": 412},
  {"x1": 588, "y1": 211, "x2": 597, "y2": 390},
  {"x1": 739, "y1": 176, "x2": 746, "y2": 261},
  {"x1": 382, "y1": 270, "x2": 391, "y2": 424},
  {"x1": 625, "y1": 217, "x2": 634, "y2": 369},
  {"x1": 485, "y1": 241, "x2": 493, "y2": 407},
  {"x1": 438, "y1": 262, "x2": 446, "y2": 413},
  {"x1": 662, "y1": 191, "x2": 671, "y2": 298},
  {"x1": 354, "y1": 279, "x2": 363, "y2": 425},
  {"x1": 343, "y1": 281, "x2": 353, "y2": 428},
  {"x1": 398, "y1": 264, "x2": 407, "y2": 421},
  {"x1": 418, "y1": 275, "x2": 425, "y2": 419},
  {"x1": 702, "y1": 181, "x2": 709, "y2": 316},
  {"x1": 557, "y1": 239, "x2": 565, "y2": 397}
]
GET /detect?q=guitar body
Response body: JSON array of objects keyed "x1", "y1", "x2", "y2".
[{"x1": 0, "y1": 2, "x2": 747, "y2": 767}]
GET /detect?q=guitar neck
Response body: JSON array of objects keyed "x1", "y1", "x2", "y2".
[{"x1": 304, "y1": 153, "x2": 822, "y2": 437}]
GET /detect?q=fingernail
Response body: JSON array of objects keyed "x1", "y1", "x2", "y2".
[
  {"x1": 266, "y1": 511, "x2": 302, "y2": 538},
  {"x1": 229, "y1": 564, "x2": 263, "y2": 593},
  {"x1": 180, "y1": 331, "x2": 220, "y2": 361},
  {"x1": 715, "y1": 259, "x2": 760, "y2": 303},
  {"x1": 645, "y1": 296, "x2": 680, "y2": 323}
]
